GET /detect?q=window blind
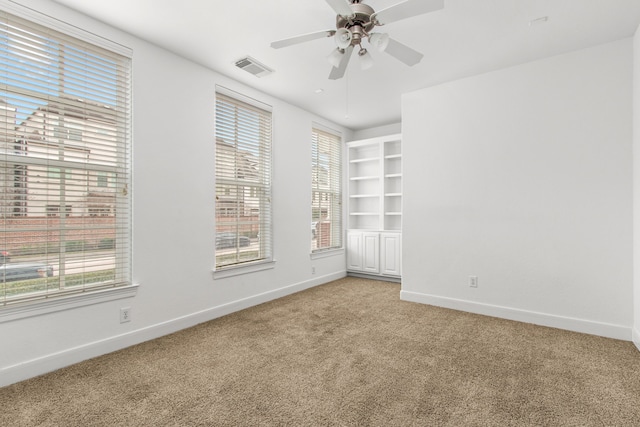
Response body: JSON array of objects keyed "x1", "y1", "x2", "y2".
[
  {"x1": 311, "y1": 126, "x2": 342, "y2": 252},
  {"x1": 215, "y1": 90, "x2": 272, "y2": 269},
  {"x1": 0, "y1": 10, "x2": 131, "y2": 306}
]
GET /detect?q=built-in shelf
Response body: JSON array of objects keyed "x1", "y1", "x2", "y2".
[
  {"x1": 347, "y1": 135, "x2": 402, "y2": 278},
  {"x1": 347, "y1": 134, "x2": 402, "y2": 231},
  {"x1": 350, "y1": 156, "x2": 379, "y2": 164},
  {"x1": 350, "y1": 176, "x2": 379, "y2": 181}
]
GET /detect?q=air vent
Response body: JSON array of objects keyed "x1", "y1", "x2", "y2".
[{"x1": 235, "y1": 56, "x2": 274, "y2": 78}]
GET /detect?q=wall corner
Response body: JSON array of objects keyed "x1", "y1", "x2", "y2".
[{"x1": 633, "y1": 23, "x2": 640, "y2": 354}]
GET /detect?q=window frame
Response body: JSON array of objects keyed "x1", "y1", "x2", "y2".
[
  {"x1": 214, "y1": 87, "x2": 273, "y2": 274},
  {"x1": 311, "y1": 125, "x2": 343, "y2": 253},
  {"x1": 0, "y1": 2, "x2": 135, "y2": 319}
]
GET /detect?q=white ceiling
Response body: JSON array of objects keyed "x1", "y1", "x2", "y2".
[{"x1": 50, "y1": 0, "x2": 640, "y2": 131}]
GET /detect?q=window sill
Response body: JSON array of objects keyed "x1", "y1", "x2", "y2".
[
  {"x1": 0, "y1": 283, "x2": 139, "y2": 324},
  {"x1": 213, "y1": 260, "x2": 276, "y2": 279},
  {"x1": 310, "y1": 248, "x2": 345, "y2": 260}
]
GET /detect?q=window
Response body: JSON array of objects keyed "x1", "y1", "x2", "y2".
[
  {"x1": 97, "y1": 171, "x2": 108, "y2": 187},
  {"x1": 48, "y1": 167, "x2": 72, "y2": 181},
  {"x1": 46, "y1": 204, "x2": 72, "y2": 217},
  {"x1": 0, "y1": 9, "x2": 131, "y2": 307},
  {"x1": 311, "y1": 126, "x2": 342, "y2": 252},
  {"x1": 215, "y1": 89, "x2": 272, "y2": 269}
]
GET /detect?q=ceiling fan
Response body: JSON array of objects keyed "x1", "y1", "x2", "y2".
[{"x1": 270, "y1": 0, "x2": 444, "y2": 80}]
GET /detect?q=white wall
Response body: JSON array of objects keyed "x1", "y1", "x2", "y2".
[
  {"x1": 0, "y1": 0, "x2": 350, "y2": 386},
  {"x1": 350, "y1": 122, "x2": 401, "y2": 141},
  {"x1": 401, "y1": 39, "x2": 634, "y2": 340},
  {"x1": 634, "y1": 26, "x2": 640, "y2": 350}
]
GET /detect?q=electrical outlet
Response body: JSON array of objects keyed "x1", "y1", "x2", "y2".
[
  {"x1": 311, "y1": 266, "x2": 316, "y2": 275},
  {"x1": 469, "y1": 276, "x2": 478, "y2": 288},
  {"x1": 120, "y1": 307, "x2": 131, "y2": 323}
]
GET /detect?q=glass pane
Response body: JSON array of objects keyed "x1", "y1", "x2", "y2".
[
  {"x1": 0, "y1": 11, "x2": 130, "y2": 304},
  {"x1": 311, "y1": 128, "x2": 342, "y2": 251},
  {"x1": 215, "y1": 93, "x2": 271, "y2": 268}
]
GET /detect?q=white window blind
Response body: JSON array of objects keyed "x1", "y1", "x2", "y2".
[
  {"x1": 215, "y1": 90, "x2": 272, "y2": 269},
  {"x1": 0, "y1": 10, "x2": 131, "y2": 306},
  {"x1": 311, "y1": 126, "x2": 342, "y2": 252}
]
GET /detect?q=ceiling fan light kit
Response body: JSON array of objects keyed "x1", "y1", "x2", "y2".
[
  {"x1": 358, "y1": 48, "x2": 374, "y2": 70},
  {"x1": 335, "y1": 28, "x2": 353, "y2": 49},
  {"x1": 369, "y1": 32, "x2": 390, "y2": 52},
  {"x1": 270, "y1": 0, "x2": 444, "y2": 80}
]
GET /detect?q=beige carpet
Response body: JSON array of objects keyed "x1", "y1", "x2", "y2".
[{"x1": 2, "y1": 277, "x2": 640, "y2": 426}]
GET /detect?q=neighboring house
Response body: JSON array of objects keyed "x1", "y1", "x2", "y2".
[
  {"x1": 2, "y1": 97, "x2": 118, "y2": 218},
  {"x1": 311, "y1": 163, "x2": 330, "y2": 220},
  {"x1": 215, "y1": 138, "x2": 261, "y2": 236},
  {"x1": 0, "y1": 99, "x2": 21, "y2": 218},
  {"x1": 0, "y1": 97, "x2": 118, "y2": 252}
]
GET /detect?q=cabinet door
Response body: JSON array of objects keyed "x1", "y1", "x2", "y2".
[
  {"x1": 346, "y1": 231, "x2": 363, "y2": 271},
  {"x1": 362, "y1": 232, "x2": 380, "y2": 274},
  {"x1": 380, "y1": 232, "x2": 401, "y2": 276}
]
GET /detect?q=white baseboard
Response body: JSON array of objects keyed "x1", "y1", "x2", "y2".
[
  {"x1": 633, "y1": 327, "x2": 640, "y2": 352},
  {"x1": 0, "y1": 271, "x2": 346, "y2": 388},
  {"x1": 400, "y1": 290, "x2": 631, "y2": 341}
]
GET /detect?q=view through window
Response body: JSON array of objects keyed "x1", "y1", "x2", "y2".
[
  {"x1": 311, "y1": 127, "x2": 342, "y2": 252},
  {"x1": 0, "y1": 10, "x2": 131, "y2": 305},
  {"x1": 215, "y1": 90, "x2": 272, "y2": 269}
]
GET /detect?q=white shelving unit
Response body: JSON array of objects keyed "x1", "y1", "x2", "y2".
[
  {"x1": 347, "y1": 141, "x2": 381, "y2": 230},
  {"x1": 383, "y1": 138, "x2": 402, "y2": 232},
  {"x1": 346, "y1": 134, "x2": 402, "y2": 280}
]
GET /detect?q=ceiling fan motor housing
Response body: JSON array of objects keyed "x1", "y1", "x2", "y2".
[{"x1": 336, "y1": 2, "x2": 376, "y2": 46}]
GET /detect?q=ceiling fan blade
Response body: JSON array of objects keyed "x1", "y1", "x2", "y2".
[
  {"x1": 384, "y1": 38, "x2": 424, "y2": 66},
  {"x1": 371, "y1": 0, "x2": 444, "y2": 26},
  {"x1": 329, "y1": 45, "x2": 354, "y2": 80},
  {"x1": 325, "y1": 0, "x2": 354, "y2": 18},
  {"x1": 271, "y1": 30, "x2": 336, "y2": 49}
]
